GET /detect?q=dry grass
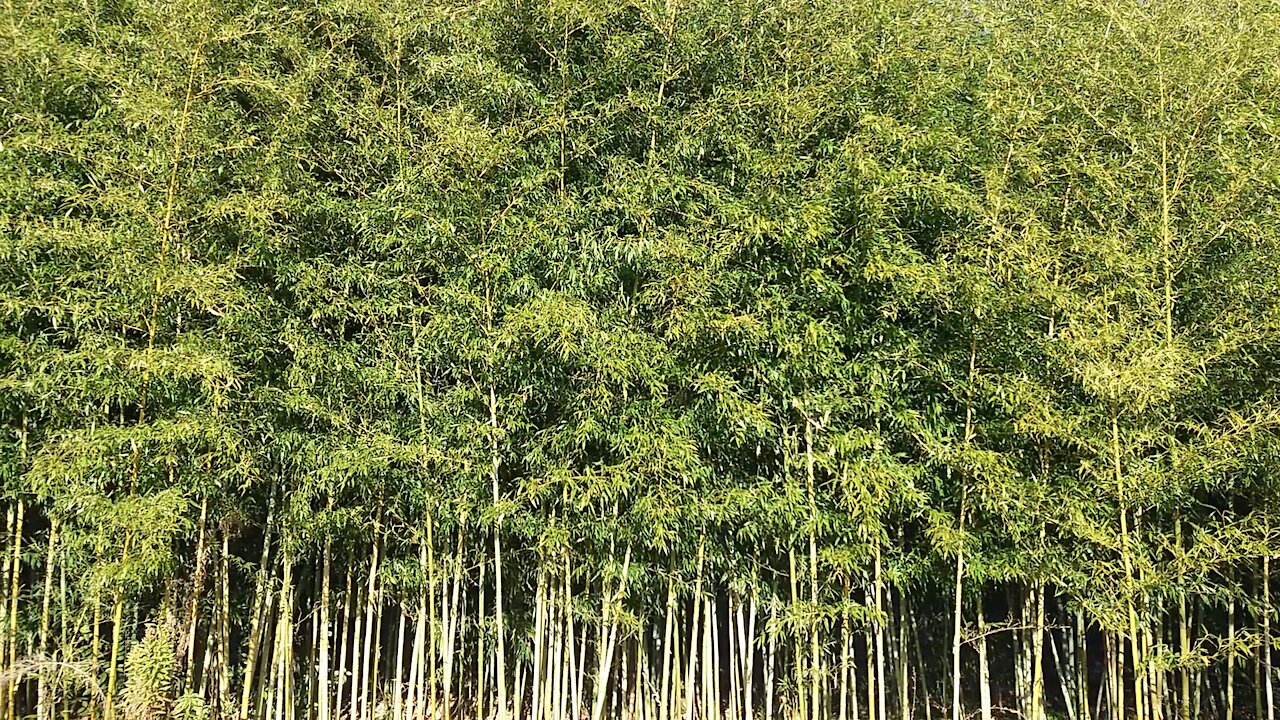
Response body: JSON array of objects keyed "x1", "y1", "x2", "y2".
[{"x1": 0, "y1": 653, "x2": 106, "y2": 710}]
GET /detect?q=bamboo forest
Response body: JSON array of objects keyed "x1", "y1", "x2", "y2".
[{"x1": 2, "y1": 0, "x2": 1279, "y2": 719}]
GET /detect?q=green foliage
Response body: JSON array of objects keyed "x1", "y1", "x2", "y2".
[
  {"x1": 171, "y1": 693, "x2": 208, "y2": 720},
  {"x1": 1, "y1": 0, "x2": 1278, "y2": 718},
  {"x1": 121, "y1": 622, "x2": 176, "y2": 720}
]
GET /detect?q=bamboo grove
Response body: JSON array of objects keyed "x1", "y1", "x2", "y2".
[{"x1": 2, "y1": 0, "x2": 1280, "y2": 719}]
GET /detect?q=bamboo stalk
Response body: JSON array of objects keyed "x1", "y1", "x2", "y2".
[
  {"x1": 1077, "y1": 609, "x2": 1089, "y2": 720},
  {"x1": 766, "y1": 601, "x2": 777, "y2": 720},
  {"x1": 408, "y1": 543, "x2": 426, "y2": 720},
  {"x1": 839, "y1": 589, "x2": 851, "y2": 720},
  {"x1": 951, "y1": 499, "x2": 964, "y2": 720},
  {"x1": 1032, "y1": 583, "x2": 1046, "y2": 720},
  {"x1": 361, "y1": 525, "x2": 380, "y2": 720},
  {"x1": 591, "y1": 544, "x2": 633, "y2": 720},
  {"x1": 0, "y1": 504, "x2": 11, "y2": 720},
  {"x1": 241, "y1": 491, "x2": 278, "y2": 720},
  {"x1": 36, "y1": 520, "x2": 57, "y2": 720},
  {"x1": 442, "y1": 525, "x2": 463, "y2": 720},
  {"x1": 218, "y1": 532, "x2": 232, "y2": 714},
  {"x1": 8, "y1": 499, "x2": 24, "y2": 717},
  {"x1": 533, "y1": 568, "x2": 546, "y2": 720},
  {"x1": 683, "y1": 535, "x2": 705, "y2": 720},
  {"x1": 427, "y1": 518, "x2": 439, "y2": 720},
  {"x1": 1263, "y1": 556, "x2": 1274, "y2": 720},
  {"x1": 1227, "y1": 589, "x2": 1235, "y2": 719},
  {"x1": 977, "y1": 599, "x2": 991, "y2": 720},
  {"x1": 729, "y1": 595, "x2": 740, "y2": 720},
  {"x1": 874, "y1": 548, "x2": 885, "y2": 720},
  {"x1": 909, "y1": 595, "x2": 931, "y2": 720},
  {"x1": 704, "y1": 596, "x2": 715, "y2": 720},
  {"x1": 805, "y1": 416, "x2": 821, "y2": 720},
  {"x1": 897, "y1": 591, "x2": 908, "y2": 720},
  {"x1": 184, "y1": 497, "x2": 210, "y2": 691},
  {"x1": 319, "y1": 534, "x2": 332, "y2": 720},
  {"x1": 864, "y1": 586, "x2": 875, "y2": 720},
  {"x1": 554, "y1": 567, "x2": 569, "y2": 720},
  {"x1": 337, "y1": 570, "x2": 353, "y2": 720},
  {"x1": 395, "y1": 609, "x2": 407, "y2": 720},
  {"x1": 660, "y1": 567, "x2": 676, "y2": 720},
  {"x1": 477, "y1": 556, "x2": 487, "y2": 720},
  {"x1": 1113, "y1": 413, "x2": 1144, "y2": 720},
  {"x1": 491, "y1": 407, "x2": 509, "y2": 720},
  {"x1": 746, "y1": 593, "x2": 757, "y2": 720}
]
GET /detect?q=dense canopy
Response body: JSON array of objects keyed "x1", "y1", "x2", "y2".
[{"x1": 1, "y1": 1, "x2": 1279, "y2": 720}]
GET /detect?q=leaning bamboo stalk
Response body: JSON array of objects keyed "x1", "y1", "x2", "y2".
[
  {"x1": 408, "y1": 541, "x2": 428, "y2": 720},
  {"x1": 184, "y1": 497, "x2": 210, "y2": 691},
  {"x1": 1048, "y1": 622, "x2": 1076, "y2": 720},
  {"x1": 371, "y1": 558, "x2": 386, "y2": 720},
  {"x1": 361, "y1": 526, "x2": 380, "y2": 720},
  {"x1": 337, "y1": 570, "x2": 353, "y2": 720},
  {"x1": 241, "y1": 492, "x2": 278, "y2": 720},
  {"x1": 683, "y1": 535, "x2": 706, "y2": 720},
  {"x1": 591, "y1": 544, "x2": 633, "y2": 720}
]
